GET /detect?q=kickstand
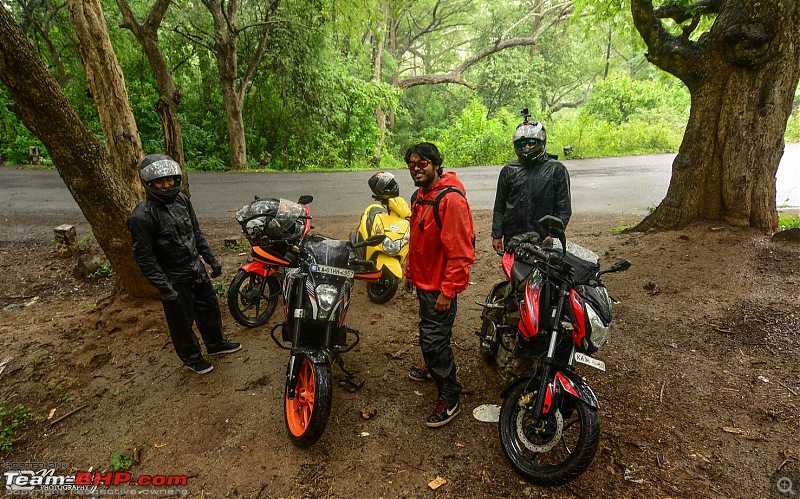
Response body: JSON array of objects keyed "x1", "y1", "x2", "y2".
[{"x1": 336, "y1": 357, "x2": 364, "y2": 389}]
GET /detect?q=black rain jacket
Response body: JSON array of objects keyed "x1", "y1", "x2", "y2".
[
  {"x1": 491, "y1": 154, "x2": 572, "y2": 241},
  {"x1": 127, "y1": 193, "x2": 219, "y2": 296}
]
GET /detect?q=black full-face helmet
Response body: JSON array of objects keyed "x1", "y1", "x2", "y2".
[
  {"x1": 513, "y1": 120, "x2": 547, "y2": 163},
  {"x1": 139, "y1": 154, "x2": 182, "y2": 203},
  {"x1": 368, "y1": 171, "x2": 400, "y2": 200}
]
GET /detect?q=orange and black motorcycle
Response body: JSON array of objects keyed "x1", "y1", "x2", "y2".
[
  {"x1": 234, "y1": 195, "x2": 385, "y2": 447},
  {"x1": 228, "y1": 196, "x2": 313, "y2": 327}
]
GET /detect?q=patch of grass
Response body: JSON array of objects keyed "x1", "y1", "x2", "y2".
[
  {"x1": 113, "y1": 386, "x2": 129, "y2": 397},
  {"x1": 1, "y1": 402, "x2": 31, "y2": 454},
  {"x1": 778, "y1": 212, "x2": 800, "y2": 231},
  {"x1": 111, "y1": 449, "x2": 133, "y2": 471},
  {"x1": 56, "y1": 394, "x2": 75, "y2": 405},
  {"x1": 212, "y1": 282, "x2": 227, "y2": 297},
  {"x1": 87, "y1": 260, "x2": 114, "y2": 281}
]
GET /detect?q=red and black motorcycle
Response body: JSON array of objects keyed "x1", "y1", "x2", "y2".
[{"x1": 477, "y1": 215, "x2": 630, "y2": 485}]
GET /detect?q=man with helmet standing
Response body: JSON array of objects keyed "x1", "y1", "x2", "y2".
[
  {"x1": 127, "y1": 154, "x2": 241, "y2": 374},
  {"x1": 491, "y1": 110, "x2": 572, "y2": 252},
  {"x1": 403, "y1": 142, "x2": 475, "y2": 428}
]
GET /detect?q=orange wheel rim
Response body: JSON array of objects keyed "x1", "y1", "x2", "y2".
[{"x1": 286, "y1": 358, "x2": 315, "y2": 436}]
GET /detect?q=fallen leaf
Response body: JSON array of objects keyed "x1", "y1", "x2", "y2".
[
  {"x1": 428, "y1": 476, "x2": 446, "y2": 490},
  {"x1": 47, "y1": 408, "x2": 57, "y2": 420}
]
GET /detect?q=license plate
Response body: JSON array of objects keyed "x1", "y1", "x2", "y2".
[
  {"x1": 310, "y1": 264, "x2": 354, "y2": 278},
  {"x1": 574, "y1": 352, "x2": 606, "y2": 371}
]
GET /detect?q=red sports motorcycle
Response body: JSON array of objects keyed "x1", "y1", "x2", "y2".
[{"x1": 477, "y1": 215, "x2": 630, "y2": 485}]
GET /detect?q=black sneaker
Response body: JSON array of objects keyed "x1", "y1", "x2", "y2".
[
  {"x1": 426, "y1": 398, "x2": 460, "y2": 428},
  {"x1": 186, "y1": 360, "x2": 213, "y2": 374},
  {"x1": 408, "y1": 366, "x2": 432, "y2": 382},
  {"x1": 207, "y1": 342, "x2": 242, "y2": 355}
]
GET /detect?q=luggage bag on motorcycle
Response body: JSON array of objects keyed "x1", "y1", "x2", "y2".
[
  {"x1": 562, "y1": 241, "x2": 601, "y2": 285},
  {"x1": 235, "y1": 198, "x2": 307, "y2": 254}
]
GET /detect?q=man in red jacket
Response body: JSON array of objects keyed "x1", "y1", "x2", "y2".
[{"x1": 403, "y1": 142, "x2": 475, "y2": 428}]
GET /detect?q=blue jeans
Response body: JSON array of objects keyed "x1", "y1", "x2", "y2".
[{"x1": 416, "y1": 290, "x2": 462, "y2": 402}]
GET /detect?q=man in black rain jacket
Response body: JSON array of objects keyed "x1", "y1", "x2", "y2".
[
  {"x1": 492, "y1": 118, "x2": 571, "y2": 251},
  {"x1": 127, "y1": 154, "x2": 241, "y2": 374}
]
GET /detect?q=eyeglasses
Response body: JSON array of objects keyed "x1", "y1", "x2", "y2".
[
  {"x1": 515, "y1": 138, "x2": 538, "y2": 147},
  {"x1": 407, "y1": 159, "x2": 430, "y2": 171}
]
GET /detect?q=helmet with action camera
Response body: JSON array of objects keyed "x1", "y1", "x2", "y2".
[{"x1": 513, "y1": 108, "x2": 546, "y2": 163}]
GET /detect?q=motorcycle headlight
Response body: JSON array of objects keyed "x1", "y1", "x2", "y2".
[
  {"x1": 382, "y1": 237, "x2": 403, "y2": 255},
  {"x1": 586, "y1": 305, "x2": 610, "y2": 348},
  {"x1": 316, "y1": 284, "x2": 338, "y2": 312}
]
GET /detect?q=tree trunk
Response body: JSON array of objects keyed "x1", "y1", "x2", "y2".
[
  {"x1": 116, "y1": 0, "x2": 188, "y2": 190},
  {"x1": 632, "y1": 0, "x2": 800, "y2": 233},
  {"x1": 69, "y1": 0, "x2": 144, "y2": 198},
  {"x1": 0, "y1": 7, "x2": 154, "y2": 297}
]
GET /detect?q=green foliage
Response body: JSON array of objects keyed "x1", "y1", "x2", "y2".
[
  {"x1": 111, "y1": 449, "x2": 133, "y2": 472},
  {"x1": 212, "y1": 282, "x2": 226, "y2": 297},
  {"x1": 436, "y1": 100, "x2": 516, "y2": 166},
  {"x1": 584, "y1": 74, "x2": 688, "y2": 124},
  {"x1": 113, "y1": 386, "x2": 129, "y2": 397},
  {"x1": 778, "y1": 212, "x2": 800, "y2": 231},
  {"x1": 88, "y1": 260, "x2": 114, "y2": 281},
  {"x1": 0, "y1": 402, "x2": 30, "y2": 455}
]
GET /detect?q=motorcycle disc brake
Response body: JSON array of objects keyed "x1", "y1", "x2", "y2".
[{"x1": 515, "y1": 407, "x2": 564, "y2": 453}]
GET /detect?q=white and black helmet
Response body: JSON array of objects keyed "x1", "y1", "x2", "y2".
[
  {"x1": 513, "y1": 121, "x2": 547, "y2": 162},
  {"x1": 139, "y1": 154, "x2": 182, "y2": 203}
]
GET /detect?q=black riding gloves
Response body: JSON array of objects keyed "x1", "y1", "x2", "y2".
[{"x1": 210, "y1": 262, "x2": 223, "y2": 278}]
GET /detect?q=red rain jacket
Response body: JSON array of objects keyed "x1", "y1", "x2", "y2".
[{"x1": 405, "y1": 172, "x2": 475, "y2": 298}]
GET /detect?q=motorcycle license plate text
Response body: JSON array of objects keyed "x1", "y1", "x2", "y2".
[
  {"x1": 574, "y1": 352, "x2": 606, "y2": 371},
  {"x1": 310, "y1": 264, "x2": 355, "y2": 278}
]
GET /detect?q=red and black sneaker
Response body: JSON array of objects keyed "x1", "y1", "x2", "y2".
[
  {"x1": 408, "y1": 366, "x2": 432, "y2": 382},
  {"x1": 426, "y1": 398, "x2": 460, "y2": 428}
]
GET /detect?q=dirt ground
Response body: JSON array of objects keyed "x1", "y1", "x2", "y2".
[{"x1": 1, "y1": 209, "x2": 799, "y2": 498}]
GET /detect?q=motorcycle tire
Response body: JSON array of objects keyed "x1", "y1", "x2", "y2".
[
  {"x1": 499, "y1": 377, "x2": 600, "y2": 485},
  {"x1": 479, "y1": 281, "x2": 509, "y2": 362},
  {"x1": 227, "y1": 270, "x2": 281, "y2": 328},
  {"x1": 366, "y1": 268, "x2": 398, "y2": 304},
  {"x1": 284, "y1": 354, "x2": 332, "y2": 448}
]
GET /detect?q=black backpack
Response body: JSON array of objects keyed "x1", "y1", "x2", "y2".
[
  {"x1": 410, "y1": 186, "x2": 467, "y2": 230},
  {"x1": 411, "y1": 186, "x2": 475, "y2": 247}
]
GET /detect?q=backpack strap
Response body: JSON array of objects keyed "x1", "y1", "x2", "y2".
[{"x1": 411, "y1": 186, "x2": 466, "y2": 229}]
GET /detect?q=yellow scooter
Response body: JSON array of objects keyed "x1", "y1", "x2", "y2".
[{"x1": 350, "y1": 172, "x2": 411, "y2": 304}]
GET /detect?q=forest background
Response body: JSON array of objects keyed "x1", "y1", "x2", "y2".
[{"x1": 3, "y1": 0, "x2": 799, "y2": 173}]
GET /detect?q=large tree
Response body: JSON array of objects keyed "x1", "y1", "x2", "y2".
[
  {"x1": 0, "y1": 2, "x2": 153, "y2": 297},
  {"x1": 116, "y1": 0, "x2": 187, "y2": 176},
  {"x1": 631, "y1": 0, "x2": 800, "y2": 232}
]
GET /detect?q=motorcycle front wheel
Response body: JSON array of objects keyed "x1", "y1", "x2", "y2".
[
  {"x1": 227, "y1": 270, "x2": 280, "y2": 327},
  {"x1": 499, "y1": 377, "x2": 600, "y2": 485},
  {"x1": 284, "y1": 354, "x2": 332, "y2": 448},
  {"x1": 366, "y1": 268, "x2": 398, "y2": 304}
]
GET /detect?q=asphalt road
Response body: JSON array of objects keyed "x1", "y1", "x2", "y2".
[{"x1": 1, "y1": 146, "x2": 798, "y2": 242}]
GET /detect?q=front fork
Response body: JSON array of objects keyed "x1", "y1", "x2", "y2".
[
  {"x1": 286, "y1": 271, "x2": 336, "y2": 398},
  {"x1": 529, "y1": 283, "x2": 570, "y2": 423}
]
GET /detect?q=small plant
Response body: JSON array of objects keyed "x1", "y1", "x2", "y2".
[
  {"x1": 77, "y1": 231, "x2": 95, "y2": 252},
  {"x1": 778, "y1": 212, "x2": 800, "y2": 231},
  {"x1": 0, "y1": 402, "x2": 31, "y2": 454},
  {"x1": 87, "y1": 260, "x2": 114, "y2": 281},
  {"x1": 27, "y1": 356, "x2": 46, "y2": 381},
  {"x1": 56, "y1": 393, "x2": 75, "y2": 405},
  {"x1": 226, "y1": 239, "x2": 250, "y2": 252},
  {"x1": 111, "y1": 449, "x2": 133, "y2": 471},
  {"x1": 612, "y1": 216, "x2": 641, "y2": 234},
  {"x1": 113, "y1": 386, "x2": 129, "y2": 397},
  {"x1": 213, "y1": 282, "x2": 227, "y2": 297}
]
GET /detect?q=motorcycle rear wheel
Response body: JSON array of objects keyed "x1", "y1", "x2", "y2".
[
  {"x1": 227, "y1": 270, "x2": 280, "y2": 327},
  {"x1": 366, "y1": 268, "x2": 398, "y2": 304},
  {"x1": 284, "y1": 354, "x2": 332, "y2": 448},
  {"x1": 499, "y1": 377, "x2": 600, "y2": 485},
  {"x1": 479, "y1": 281, "x2": 509, "y2": 361}
]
